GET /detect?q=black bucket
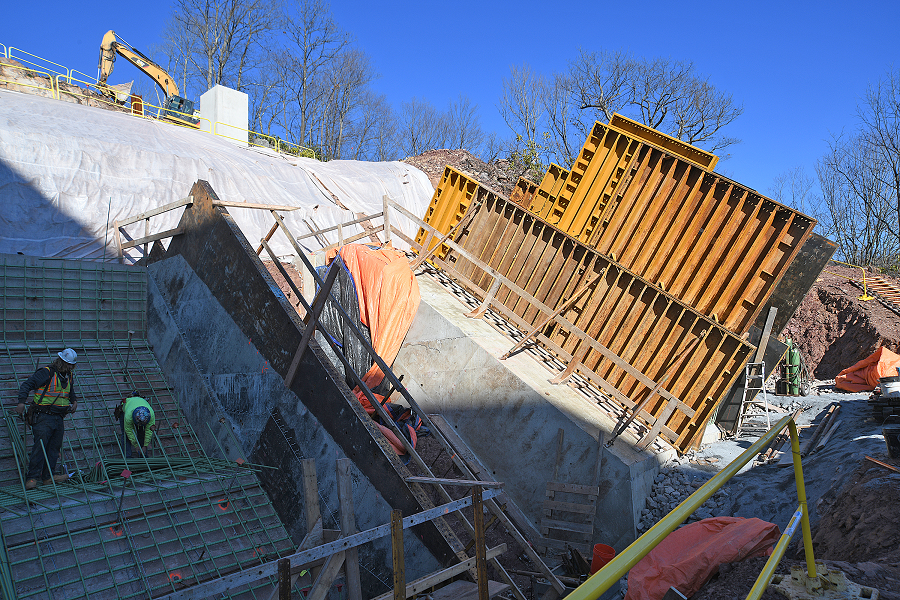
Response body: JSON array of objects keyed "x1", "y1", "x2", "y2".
[{"x1": 884, "y1": 424, "x2": 900, "y2": 459}]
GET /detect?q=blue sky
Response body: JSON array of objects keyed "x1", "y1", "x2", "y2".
[{"x1": 3, "y1": 0, "x2": 898, "y2": 202}]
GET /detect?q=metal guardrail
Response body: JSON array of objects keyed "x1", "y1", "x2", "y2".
[
  {"x1": 1, "y1": 43, "x2": 316, "y2": 159},
  {"x1": 566, "y1": 414, "x2": 817, "y2": 600},
  {"x1": 826, "y1": 259, "x2": 874, "y2": 301}
]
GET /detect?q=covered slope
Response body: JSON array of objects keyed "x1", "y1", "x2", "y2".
[{"x1": 0, "y1": 88, "x2": 432, "y2": 261}]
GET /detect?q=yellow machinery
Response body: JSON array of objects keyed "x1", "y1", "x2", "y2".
[{"x1": 98, "y1": 30, "x2": 199, "y2": 128}]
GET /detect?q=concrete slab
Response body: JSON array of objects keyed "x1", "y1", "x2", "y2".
[{"x1": 393, "y1": 273, "x2": 675, "y2": 551}]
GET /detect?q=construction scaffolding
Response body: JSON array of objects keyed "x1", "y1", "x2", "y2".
[{"x1": 0, "y1": 254, "x2": 296, "y2": 599}]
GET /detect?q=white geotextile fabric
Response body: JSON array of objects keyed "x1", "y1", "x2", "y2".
[{"x1": 0, "y1": 88, "x2": 433, "y2": 261}]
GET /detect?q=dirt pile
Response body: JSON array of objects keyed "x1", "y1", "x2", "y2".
[
  {"x1": 403, "y1": 149, "x2": 526, "y2": 198},
  {"x1": 782, "y1": 264, "x2": 900, "y2": 378},
  {"x1": 696, "y1": 456, "x2": 900, "y2": 599}
]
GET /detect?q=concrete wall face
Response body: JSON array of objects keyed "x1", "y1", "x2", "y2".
[
  {"x1": 393, "y1": 280, "x2": 666, "y2": 551},
  {"x1": 146, "y1": 253, "x2": 444, "y2": 595},
  {"x1": 199, "y1": 85, "x2": 249, "y2": 144}
]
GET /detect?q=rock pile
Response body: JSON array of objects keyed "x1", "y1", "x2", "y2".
[
  {"x1": 403, "y1": 149, "x2": 527, "y2": 198},
  {"x1": 638, "y1": 461, "x2": 730, "y2": 534}
]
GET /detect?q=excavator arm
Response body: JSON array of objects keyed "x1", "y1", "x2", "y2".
[{"x1": 98, "y1": 30, "x2": 180, "y2": 98}]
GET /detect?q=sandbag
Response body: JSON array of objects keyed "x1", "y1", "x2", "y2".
[
  {"x1": 835, "y1": 347, "x2": 900, "y2": 392},
  {"x1": 624, "y1": 517, "x2": 780, "y2": 600}
]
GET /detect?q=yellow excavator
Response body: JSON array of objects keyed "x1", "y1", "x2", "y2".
[{"x1": 98, "y1": 30, "x2": 199, "y2": 128}]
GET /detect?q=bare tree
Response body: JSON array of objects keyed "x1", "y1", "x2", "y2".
[
  {"x1": 162, "y1": 0, "x2": 276, "y2": 96},
  {"x1": 498, "y1": 50, "x2": 744, "y2": 168},
  {"x1": 395, "y1": 98, "x2": 450, "y2": 157},
  {"x1": 771, "y1": 166, "x2": 817, "y2": 215},
  {"x1": 280, "y1": 0, "x2": 351, "y2": 148},
  {"x1": 446, "y1": 95, "x2": 485, "y2": 154}
]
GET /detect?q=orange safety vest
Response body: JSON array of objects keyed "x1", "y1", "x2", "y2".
[{"x1": 33, "y1": 369, "x2": 71, "y2": 408}]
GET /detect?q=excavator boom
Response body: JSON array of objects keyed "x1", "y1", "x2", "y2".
[{"x1": 98, "y1": 30, "x2": 197, "y2": 127}]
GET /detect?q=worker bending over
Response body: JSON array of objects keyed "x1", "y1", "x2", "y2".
[
  {"x1": 17, "y1": 349, "x2": 79, "y2": 490},
  {"x1": 116, "y1": 396, "x2": 155, "y2": 458}
]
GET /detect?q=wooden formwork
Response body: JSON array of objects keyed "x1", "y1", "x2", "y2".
[
  {"x1": 418, "y1": 167, "x2": 754, "y2": 453},
  {"x1": 528, "y1": 116, "x2": 816, "y2": 333}
]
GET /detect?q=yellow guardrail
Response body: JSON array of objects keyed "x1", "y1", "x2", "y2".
[
  {"x1": 0, "y1": 61, "x2": 57, "y2": 98},
  {"x1": 568, "y1": 415, "x2": 816, "y2": 600},
  {"x1": 8, "y1": 47, "x2": 69, "y2": 80},
  {"x1": 3, "y1": 42, "x2": 319, "y2": 160},
  {"x1": 825, "y1": 259, "x2": 874, "y2": 301}
]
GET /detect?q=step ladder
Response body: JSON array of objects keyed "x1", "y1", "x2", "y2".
[{"x1": 737, "y1": 362, "x2": 770, "y2": 436}]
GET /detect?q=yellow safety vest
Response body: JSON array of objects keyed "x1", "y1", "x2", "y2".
[{"x1": 33, "y1": 369, "x2": 71, "y2": 408}]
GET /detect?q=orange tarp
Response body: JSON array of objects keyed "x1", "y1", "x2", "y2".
[
  {"x1": 835, "y1": 347, "x2": 900, "y2": 392},
  {"x1": 328, "y1": 244, "x2": 420, "y2": 390},
  {"x1": 624, "y1": 517, "x2": 780, "y2": 600}
]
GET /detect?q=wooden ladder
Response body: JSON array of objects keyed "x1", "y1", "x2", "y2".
[{"x1": 538, "y1": 429, "x2": 605, "y2": 557}]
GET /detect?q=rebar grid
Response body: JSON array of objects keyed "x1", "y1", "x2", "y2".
[{"x1": 0, "y1": 255, "x2": 297, "y2": 599}]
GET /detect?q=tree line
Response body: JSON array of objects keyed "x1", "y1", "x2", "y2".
[
  {"x1": 773, "y1": 70, "x2": 900, "y2": 269},
  {"x1": 153, "y1": 0, "x2": 741, "y2": 167},
  {"x1": 154, "y1": 0, "x2": 899, "y2": 268}
]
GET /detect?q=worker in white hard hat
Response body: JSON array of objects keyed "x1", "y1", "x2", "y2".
[{"x1": 16, "y1": 349, "x2": 79, "y2": 490}]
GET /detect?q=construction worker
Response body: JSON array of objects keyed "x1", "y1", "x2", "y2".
[
  {"x1": 16, "y1": 349, "x2": 79, "y2": 490},
  {"x1": 116, "y1": 396, "x2": 155, "y2": 458}
]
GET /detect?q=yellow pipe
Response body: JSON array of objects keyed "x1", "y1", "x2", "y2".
[
  {"x1": 566, "y1": 415, "x2": 793, "y2": 600},
  {"x1": 788, "y1": 421, "x2": 817, "y2": 577},
  {"x1": 746, "y1": 506, "x2": 803, "y2": 600}
]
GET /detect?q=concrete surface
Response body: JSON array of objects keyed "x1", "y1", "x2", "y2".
[{"x1": 393, "y1": 273, "x2": 675, "y2": 551}]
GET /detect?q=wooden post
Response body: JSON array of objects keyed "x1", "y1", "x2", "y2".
[
  {"x1": 277, "y1": 559, "x2": 290, "y2": 600},
  {"x1": 473, "y1": 487, "x2": 488, "y2": 600},
  {"x1": 143, "y1": 218, "x2": 150, "y2": 261},
  {"x1": 337, "y1": 459, "x2": 363, "y2": 600},
  {"x1": 466, "y1": 278, "x2": 501, "y2": 319},
  {"x1": 382, "y1": 195, "x2": 392, "y2": 245},
  {"x1": 391, "y1": 509, "x2": 405, "y2": 600},
  {"x1": 113, "y1": 220, "x2": 124, "y2": 264}
]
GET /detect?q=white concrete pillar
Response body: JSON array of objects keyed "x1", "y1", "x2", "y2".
[{"x1": 199, "y1": 85, "x2": 249, "y2": 145}]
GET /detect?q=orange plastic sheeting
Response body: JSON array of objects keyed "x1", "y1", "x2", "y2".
[
  {"x1": 835, "y1": 347, "x2": 900, "y2": 392},
  {"x1": 624, "y1": 517, "x2": 780, "y2": 600},
  {"x1": 328, "y1": 244, "x2": 420, "y2": 389}
]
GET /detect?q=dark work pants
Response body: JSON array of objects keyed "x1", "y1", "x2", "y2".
[{"x1": 27, "y1": 412, "x2": 64, "y2": 481}]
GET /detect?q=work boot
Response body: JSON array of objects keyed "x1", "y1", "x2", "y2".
[
  {"x1": 43, "y1": 474, "x2": 68, "y2": 485},
  {"x1": 24, "y1": 479, "x2": 38, "y2": 490}
]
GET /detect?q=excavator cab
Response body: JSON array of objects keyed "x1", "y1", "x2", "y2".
[{"x1": 162, "y1": 95, "x2": 199, "y2": 126}]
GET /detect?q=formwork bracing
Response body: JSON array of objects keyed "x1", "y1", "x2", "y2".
[
  {"x1": 412, "y1": 167, "x2": 754, "y2": 453},
  {"x1": 0, "y1": 254, "x2": 296, "y2": 599}
]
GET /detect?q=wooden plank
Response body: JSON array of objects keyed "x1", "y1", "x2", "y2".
[
  {"x1": 391, "y1": 510, "x2": 405, "y2": 600},
  {"x1": 370, "y1": 545, "x2": 507, "y2": 600},
  {"x1": 405, "y1": 477, "x2": 503, "y2": 488},
  {"x1": 542, "y1": 499, "x2": 598, "y2": 515},
  {"x1": 866, "y1": 455, "x2": 900, "y2": 474},
  {"x1": 306, "y1": 551, "x2": 346, "y2": 600},
  {"x1": 212, "y1": 200, "x2": 300, "y2": 211},
  {"x1": 545, "y1": 482, "x2": 600, "y2": 495},
  {"x1": 283, "y1": 258, "x2": 340, "y2": 388},
  {"x1": 120, "y1": 227, "x2": 183, "y2": 249},
  {"x1": 429, "y1": 579, "x2": 511, "y2": 600},
  {"x1": 540, "y1": 518, "x2": 594, "y2": 535},
  {"x1": 116, "y1": 196, "x2": 193, "y2": 227},
  {"x1": 337, "y1": 459, "x2": 362, "y2": 600}
]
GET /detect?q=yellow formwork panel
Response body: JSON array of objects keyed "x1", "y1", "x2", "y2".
[
  {"x1": 518, "y1": 116, "x2": 816, "y2": 335},
  {"x1": 416, "y1": 167, "x2": 478, "y2": 259},
  {"x1": 610, "y1": 113, "x2": 719, "y2": 171},
  {"x1": 530, "y1": 163, "x2": 570, "y2": 219}
]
